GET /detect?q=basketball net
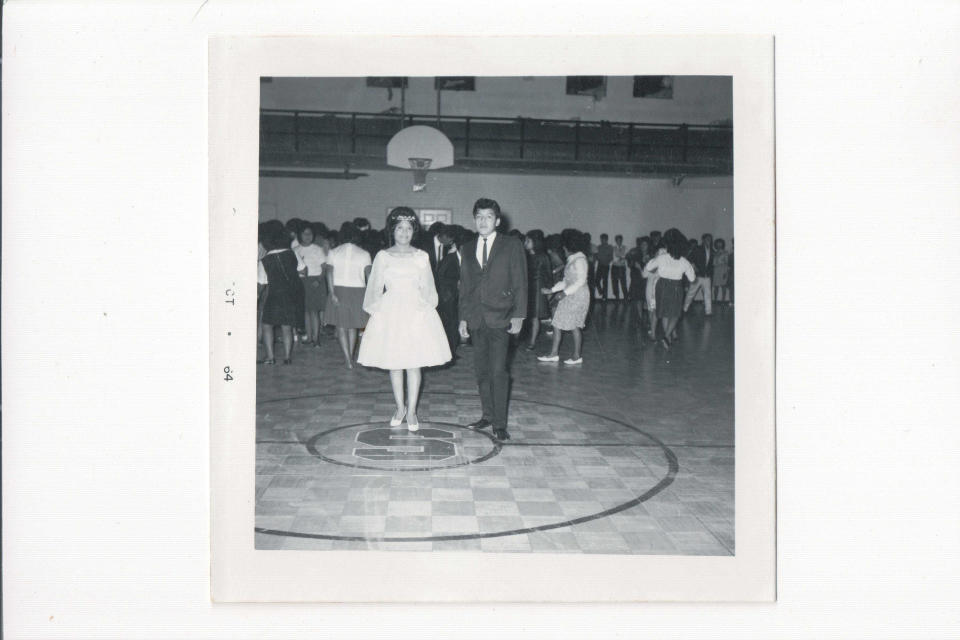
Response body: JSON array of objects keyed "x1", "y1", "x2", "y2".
[{"x1": 409, "y1": 157, "x2": 432, "y2": 192}]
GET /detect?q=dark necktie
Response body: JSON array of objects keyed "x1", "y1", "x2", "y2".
[{"x1": 482, "y1": 238, "x2": 488, "y2": 268}]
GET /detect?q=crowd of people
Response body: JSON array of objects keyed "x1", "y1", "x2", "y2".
[
  {"x1": 257, "y1": 198, "x2": 733, "y2": 439},
  {"x1": 257, "y1": 204, "x2": 735, "y2": 366}
]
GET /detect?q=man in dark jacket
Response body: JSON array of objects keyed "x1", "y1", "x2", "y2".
[
  {"x1": 683, "y1": 232, "x2": 715, "y2": 315},
  {"x1": 458, "y1": 198, "x2": 527, "y2": 441},
  {"x1": 436, "y1": 225, "x2": 464, "y2": 356}
]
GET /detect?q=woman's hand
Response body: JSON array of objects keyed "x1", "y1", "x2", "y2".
[
  {"x1": 330, "y1": 294, "x2": 340, "y2": 306},
  {"x1": 541, "y1": 287, "x2": 553, "y2": 295}
]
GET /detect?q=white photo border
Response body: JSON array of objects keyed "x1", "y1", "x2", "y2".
[{"x1": 209, "y1": 35, "x2": 775, "y2": 602}]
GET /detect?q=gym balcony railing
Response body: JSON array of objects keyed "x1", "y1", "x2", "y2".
[{"x1": 260, "y1": 109, "x2": 732, "y2": 177}]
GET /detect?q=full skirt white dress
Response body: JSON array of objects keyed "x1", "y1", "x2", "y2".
[{"x1": 357, "y1": 249, "x2": 452, "y2": 370}]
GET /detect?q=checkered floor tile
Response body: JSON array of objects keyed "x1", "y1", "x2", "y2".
[{"x1": 256, "y1": 303, "x2": 734, "y2": 554}]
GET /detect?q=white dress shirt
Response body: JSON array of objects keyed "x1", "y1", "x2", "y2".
[{"x1": 475, "y1": 231, "x2": 497, "y2": 267}]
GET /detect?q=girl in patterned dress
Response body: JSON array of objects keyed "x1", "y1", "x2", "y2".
[{"x1": 538, "y1": 229, "x2": 590, "y2": 365}]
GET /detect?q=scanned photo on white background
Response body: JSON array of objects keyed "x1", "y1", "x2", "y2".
[{"x1": 210, "y1": 36, "x2": 775, "y2": 602}]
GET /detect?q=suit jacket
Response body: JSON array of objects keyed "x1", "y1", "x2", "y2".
[
  {"x1": 418, "y1": 233, "x2": 445, "y2": 276},
  {"x1": 458, "y1": 234, "x2": 528, "y2": 329},
  {"x1": 437, "y1": 251, "x2": 461, "y2": 308},
  {"x1": 690, "y1": 245, "x2": 715, "y2": 278}
]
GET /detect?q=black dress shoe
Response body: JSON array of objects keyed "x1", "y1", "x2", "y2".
[
  {"x1": 468, "y1": 418, "x2": 492, "y2": 430},
  {"x1": 493, "y1": 428, "x2": 510, "y2": 441}
]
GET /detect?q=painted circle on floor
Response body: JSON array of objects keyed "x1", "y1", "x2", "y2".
[
  {"x1": 256, "y1": 392, "x2": 679, "y2": 543},
  {"x1": 304, "y1": 421, "x2": 502, "y2": 472}
]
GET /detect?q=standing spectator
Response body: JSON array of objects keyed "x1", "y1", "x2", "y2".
[
  {"x1": 325, "y1": 222, "x2": 372, "y2": 369},
  {"x1": 524, "y1": 230, "x2": 553, "y2": 351},
  {"x1": 712, "y1": 238, "x2": 731, "y2": 305},
  {"x1": 595, "y1": 233, "x2": 614, "y2": 302},
  {"x1": 435, "y1": 225, "x2": 463, "y2": 356},
  {"x1": 649, "y1": 230, "x2": 663, "y2": 252},
  {"x1": 295, "y1": 225, "x2": 328, "y2": 346},
  {"x1": 683, "y1": 233, "x2": 715, "y2": 316},
  {"x1": 584, "y1": 232, "x2": 598, "y2": 300},
  {"x1": 258, "y1": 220, "x2": 306, "y2": 365},
  {"x1": 611, "y1": 234, "x2": 629, "y2": 301}
]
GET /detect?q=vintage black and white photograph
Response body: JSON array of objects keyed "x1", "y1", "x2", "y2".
[{"x1": 252, "y1": 74, "x2": 736, "y2": 554}]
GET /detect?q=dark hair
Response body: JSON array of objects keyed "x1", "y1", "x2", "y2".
[
  {"x1": 428, "y1": 221, "x2": 445, "y2": 235},
  {"x1": 311, "y1": 221, "x2": 329, "y2": 238},
  {"x1": 298, "y1": 225, "x2": 316, "y2": 245},
  {"x1": 337, "y1": 221, "x2": 361, "y2": 246},
  {"x1": 561, "y1": 228, "x2": 587, "y2": 254},
  {"x1": 260, "y1": 219, "x2": 289, "y2": 251},
  {"x1": 638, "y1": 236, "x2": 651, "y2": 249},
  {"x1": 615, "y1": 234, "x2": 623, "y2": 242},
  {"x1": 472, "y1": 197, "x2": 501, "y2": 218},
  {"x1": 353, "y1": 217, "x2": 371, "y2": 230},
  {"x1": 385, "y1": 206, "x2": 421, "y2": 246},
  {"x1": 714, "y1": 238, "x2": 726, "y2": 250},
  {"x1": 526, "y1": 229, "x2": 546, "y2": 255},
  {"x1": 702, "y1": 233, "x2": 713, "y2": 242},
  {"x1": 600, "y1": 233, "x2": 609, "y2": 241},
  {"x1": 285, "y1": 218, "x2": 305, "y2": 237},
  {"x1": 545, "y1": 233, "x2": 563, "y2": 254},
  {"x1": 662, "y1": 228, "x2": 688, "y2": 260}
]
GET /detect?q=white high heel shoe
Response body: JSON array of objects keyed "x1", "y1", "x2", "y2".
[
  {"x1": 406, "y1": 412, "x2": 420, "y2": 432},
  {"x1": 389, "y1": 407, "x2": 407, "y2": 427}
]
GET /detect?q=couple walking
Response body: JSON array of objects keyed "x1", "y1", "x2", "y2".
[{"x1": 357, "y1": 197, "x2": 527, "y2": 441}]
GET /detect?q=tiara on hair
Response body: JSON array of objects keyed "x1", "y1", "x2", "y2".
[{"x1": 394, "y1": 214, "x2": 417, "y2": 222}]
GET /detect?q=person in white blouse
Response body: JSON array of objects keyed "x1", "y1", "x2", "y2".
[
  {"x1": 538, "y1": 229, "x2": 591, "y2": 365},
  {"x1": 642, "y1": 228, "x2": 696, "y2": 349},
  {"x1": 294, "y1": 225, "x2": 328, "y2": 346},
  {"x1": 325, "y1": 222, "x2": 372, "y2": 368}
]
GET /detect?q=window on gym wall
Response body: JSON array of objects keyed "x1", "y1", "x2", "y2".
[
  {"x1": 434, "y1": 77, "x2": 476, "y2": 91},
  {"x1": 633, "y1": 75, "x2": 674, "y2": 99},
  {"x1": 565, "y1": 76, "x2": 607, "y2": 98}
]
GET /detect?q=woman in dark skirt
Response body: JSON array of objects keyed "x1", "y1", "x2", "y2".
[
  {"x1": 258, "y1": 220, "x2": 306, "y2": 364},
  {"x1": 325, "y1": 221, "x2": 372, "y2": 368},
  {"x1": 642, "y1": 228, "x2": 695, "y2": 349},
  {"x1": 295, "y1": 225, "x2": 329, "y2": 346},
  {"x1": 524, "y1": 230, "x2": 553, "y2": 350}
]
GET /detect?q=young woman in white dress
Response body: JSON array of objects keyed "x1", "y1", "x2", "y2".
[{"x1": 357, "y1": 207, "x2": 452, "y2": 431}]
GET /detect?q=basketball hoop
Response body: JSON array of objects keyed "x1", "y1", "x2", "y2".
[
  {"x1": 409, "y1": 157, "x2": 432, "y2": 192},
  {"x1": 386, "y1": 125, "x2": 454, "y2": 193}
]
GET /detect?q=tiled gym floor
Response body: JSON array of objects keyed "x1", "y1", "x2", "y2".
[{"x1": 255, "y1": 302, "x2": 734, "y2": 554}]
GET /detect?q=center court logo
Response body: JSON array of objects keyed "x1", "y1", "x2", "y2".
[
  {"x1": 353, "y1": 427, "x2": 458, "y2": 462},
  {"x1": 305, "y1": 421, "x2": 503, "y2": 472}
]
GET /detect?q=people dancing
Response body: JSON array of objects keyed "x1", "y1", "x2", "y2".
[
  {"x1": 538, "y1": 229, "x2": 590, "y2": 364},
  {"x1": 642, "y1": 228, "x2": 696, "y2": 349},
  {"x1": 357, "y1": 207, "x2": 452, "y2": 431}
]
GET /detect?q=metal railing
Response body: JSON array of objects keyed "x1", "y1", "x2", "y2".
[{"x1": 260, "y1": 109, "x2": 732, "y2": 173}]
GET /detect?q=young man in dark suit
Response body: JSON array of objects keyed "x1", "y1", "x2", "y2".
[{"x1": 458, "y1": 198, "x2": 528, "y2": 441}]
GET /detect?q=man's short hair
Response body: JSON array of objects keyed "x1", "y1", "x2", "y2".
[
  {"x1": 472, "y1": 197, "x2": 501, "y2": 218},
  {"x1": 615, "y1": 234, "x2": 623, "y2": 242},
  {"x1": 600, "y1": 233, "x2": 609, "y2": 241}
]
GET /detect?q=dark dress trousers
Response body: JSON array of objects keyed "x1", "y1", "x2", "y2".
[
  {"x1": 458, "y1": 234, "x2": 528, "y2": 431},
  {"x1": 436, "y1": 251, "x2": 462, "y2": 353},
  {"x1": 690, "y1": 245, "x2": 715, "y2": 278}
]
